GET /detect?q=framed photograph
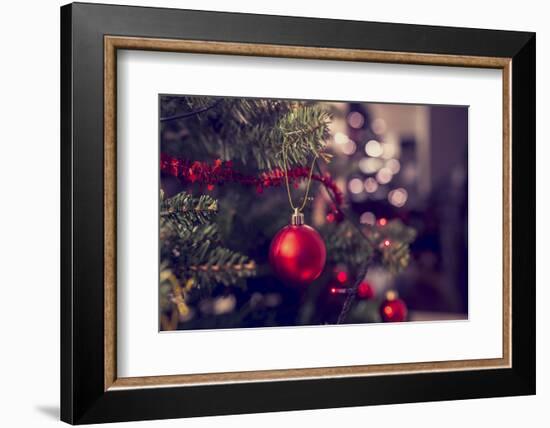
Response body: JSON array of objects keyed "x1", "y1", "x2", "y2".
[{"x1": 61, "y1": 2, "x2": 535, "y2": 424}]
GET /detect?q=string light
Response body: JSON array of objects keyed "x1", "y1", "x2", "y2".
[
  {"x1": 341, "y1": 139, "x2": 357, "y2": 155},
  {"x1": 336, "y1": 271, "x2": 348, "y2": 284},
  {"x1": 333, "y1": 132, "x2": 349, "y2": 145},
  {"x1": 347, "y1": 111, "x2": 365, "y2": 129},
  {"x1": 364, "y1": 177, "x2": 378, "y2": 193},
  {"x1": 359, "y1": 157, "x2": 383, "y2": 174},
  {"x1": 388, "y1": 188, "x2": 408, "y2": 207},
  {"x1": 348, "y1": 178, "x2": 364, "y2": 194},
  {"x1": 381, "y1": 142, "x2": 398, "y2": 160},
  {"x1": 365, "y1": 140, "x2": 383, "y2": 157},
  {"x1": 360, "y1": 212, "x2": 376, "y2": 225},
  {"x1": 386, "y1": 158, "x2": 401, "y2": 174},
  {"x1": 376, "y1": 167, "x2": 393, "y2": 184}
]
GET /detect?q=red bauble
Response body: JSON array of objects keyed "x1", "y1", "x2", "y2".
[
  {"x1": 357, "y1": 281, "x2": 375, "y2": 299},
  {"x1": 269, "y1": 221, "x2": 326, "y2": 286},
  {"x1": 380, "y1": 291, "x2": 407, "y2": 322}
]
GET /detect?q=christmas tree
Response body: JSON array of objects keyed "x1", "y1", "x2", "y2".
[{"x1": 159, "y1": 96, "x2": 416, "y2": 331}]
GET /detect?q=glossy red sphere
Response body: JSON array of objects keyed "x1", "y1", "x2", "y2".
[
  {"x1": 380, "y1": 298, "x2": 408, "y2": 322},
  {"x1": 269, "y1": 224, "x2": 326, "y2": 286}
]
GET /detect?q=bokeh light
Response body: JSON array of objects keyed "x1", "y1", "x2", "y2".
[
  {"x1": 347, "y1": 111, "x2": 365, "y2": 129},
  {"x1": 386, "y1": 158, "x2": 401, "y2": 174},
  {"x1": 341, "y1": 139, "x2": 357, "y2": 155},
  {"x1": 388, "y1": 188, "x2": 408, "y2": 207},
  {"x1": 365, "y1": 139, "x2": 383, "y2": 157},
  {"x1": 348, "y1": 178, "x2": 364, "y2": 194},
  {"x1": 359, "y1": 157, "x2": 383, "y2": 174},
  {"x1": 359, "y1": 212, "x2": 376, "y2": 225},
  {"x1": 334, "y1": 132, "x2": 349, "y2": 145},
  {"x1": 364, "y1": 177, "x2": 378, "y2": 193},
  {"x1": 376, "y1": 167, "x2": 393, "y2": 184}
]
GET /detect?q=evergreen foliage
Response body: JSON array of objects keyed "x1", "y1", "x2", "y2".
[
  {"x1": 161, "y1": 96, "x2": 331, "y2": 170},
  {"x1": 160, "y1": 191, "x2": 255, "y2": 308}
]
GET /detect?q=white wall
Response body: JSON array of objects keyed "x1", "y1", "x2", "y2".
[{"x1": 0, "y1": 0, "x2": 546, "y2": 426}]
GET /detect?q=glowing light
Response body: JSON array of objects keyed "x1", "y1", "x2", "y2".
[
  {"x1": 384, "y1": 305, "x2": 394, "y2": 316},
  {"x1": 213, "y1": 295, "x2": 237, "y2": 315},
  {"x1": 376, "y1": 167, "x2": 393, "y2": 184},
  {"x1": 347, "y1": 111, "x2": 365, "y2": 129},
  {"x1": 341, "y1": 139, "x2": 357, "y2": 155},
  {"x1": 360, "y1": 212, "x2": 376, "y2": 225},
  {"x1": 331, "y1": 287, "x2": 337, "y2": 294},
  {"x1": 359, "y1": 157, "x2": 383, "y2": 174},
  {"x1": 348, "y1": 178, "x2": 364, "y2": 194},
  {"x1": 336, "y1": 271, "x2": 348, "y2": 284},
  {"x1": 365, "y1": 140, "x2": 383, "y2": 157},
  {"x1": 386, "y1": 158, "x2": 401, "y2": 174},
  {"x1": 388, "y1": 188, "x2": 408, "y2": 207},
  {"x1": 378, "y1": 218, "x2": 387, "y2": 226},
  {"x1": 381, "y1": 142, "x2": 398, "y2": 160},
  {"x1": 334, "y1": 132, "x2": 349, "y2": 145},
  {"x1": 383, "y1": 239, "x2": 391, "y2": 247},
  {"x1": 372, "y1": 118, "x2": 387, "y2": 134},
  {"x1": 364, "y1": 177, "x2": 378, "y2": 193}
]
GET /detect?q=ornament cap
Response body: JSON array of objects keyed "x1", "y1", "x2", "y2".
[{"x1": 291, "y1": 208, "x2": 305, "y2": 226}]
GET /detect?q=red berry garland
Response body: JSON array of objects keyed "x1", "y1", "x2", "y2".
[{"x1": 160, "y1": 154, "x2": 344, "y2": 207}]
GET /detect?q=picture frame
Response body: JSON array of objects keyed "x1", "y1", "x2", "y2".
[{"x1": 61, "y1": 2, "x2": 535, "y2": 424}]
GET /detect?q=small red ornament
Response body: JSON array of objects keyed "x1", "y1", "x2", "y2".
[
  {"x1": 335, "y1": 270, "x2": 348, "y2": 284},
  {"x1": 269, "y1": 210, "x2": 326, "y2": 286},
  {"x1": 380, "y1": 290, "x2": 407, "y2": 322},
  {"x1": 326, "y1": 205, "x2": 344, "y2": 224},
  {"x1": 357, "y1": 281, "x2": 375, "y2": 299}
]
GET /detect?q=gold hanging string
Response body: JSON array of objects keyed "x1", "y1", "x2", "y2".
[{"x1": 281, "y1": 139, "x2": 318, "y2": 213}]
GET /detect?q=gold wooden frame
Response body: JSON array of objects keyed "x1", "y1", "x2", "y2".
[{"x1": 104, "y1": 36, "x2": 512, "y2": 391}]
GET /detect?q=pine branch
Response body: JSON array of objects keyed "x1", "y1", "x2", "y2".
[
  {"x1": 160, "y1": 197, "x2": 257, "y2": 292},
  {"x1": 160, "y1": 98, "x2": 222, "y2": 122},
  {"x1": 160, "y1": 191, "x2": 218, "y2": 229},
  {"x1": 337, "y1": 264, "x2": 369, "y2": 324},
  {"x1": 161, "y1": 96, "x2": 331, "y2": 170}
]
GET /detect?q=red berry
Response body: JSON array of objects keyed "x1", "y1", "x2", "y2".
[{"x1": 357, "y1": 282, "x2": 374, "y2": 299}]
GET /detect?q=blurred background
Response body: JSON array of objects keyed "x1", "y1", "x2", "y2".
[
  {"x1": 325, "y1": 102, "x2": 468, "y2": 320},
  {"x1": 160, "y1": 97, "x2": 468, "y2": 330}
]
